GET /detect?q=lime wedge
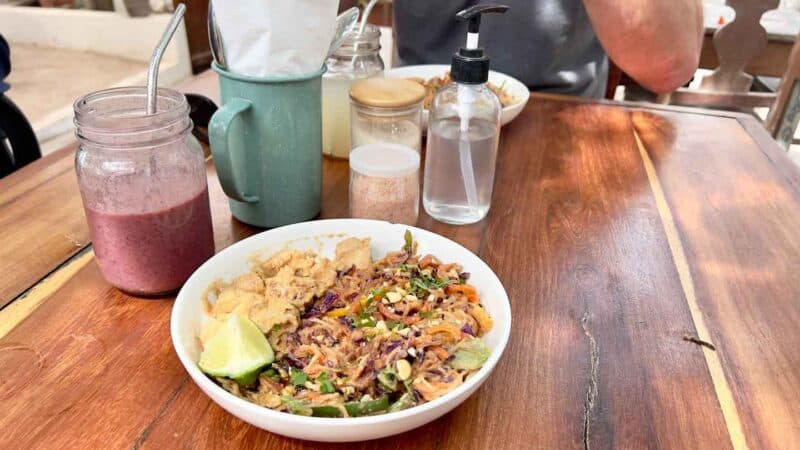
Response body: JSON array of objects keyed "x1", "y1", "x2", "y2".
[{"x1": 198, "y1": 315, "x2": 274, "y2": 383}]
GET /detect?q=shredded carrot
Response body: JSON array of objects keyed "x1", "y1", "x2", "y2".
[
  {"x1": 470, "y1": 304, "x2": 494, "y2": 333},
  {"x1": 424, "y1": 323, "x2": 462, "y2": 343},
  {"x1": 326, "y1": 295, "x2": 369, "y2": 317},
  {"x1": 419, "y1": 254, "x2": 441, "y2": 269},
  {"x1": 295, "y1": 345, "x2": 316, "y2": 358},
  {"x1": 410, "y1": 335, "x2": 435, "y2": 348},
  {"x1": 413, "y1": 375, "x2": 463, "y2": 401},
  {"x1": 378, "y1": 303, "x2": 421, "y2": 325},
  {"x1": 446, "y1": 284, "x2": 479, "y2": 303},
  {"x1": 428, "y1": 346, "x2": 449, "y2": 360}
]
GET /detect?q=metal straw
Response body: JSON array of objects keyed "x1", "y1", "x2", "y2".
[
  {"x1": 146, "y1": 3, "x2": 187, "y2": 115},
  {"x1": 357, "y1": 0, "x2": 378, "y2": 35}
]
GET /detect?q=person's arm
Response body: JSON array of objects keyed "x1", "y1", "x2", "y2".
[{"x1": 582, "y1": 0, "x2": 703, "y2": 93}]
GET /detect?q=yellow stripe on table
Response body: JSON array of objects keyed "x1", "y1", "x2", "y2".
[
  {"x1": 634, "y1": 129, "x2": 749, "y2": 450},
  {"x1": 0, "y1": 250, "x2": 94, "y2": 339}
]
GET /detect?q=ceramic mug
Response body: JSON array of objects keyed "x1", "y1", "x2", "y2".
[{"x1": 209, "y1": 63, "x2": 323, "y2": 228}]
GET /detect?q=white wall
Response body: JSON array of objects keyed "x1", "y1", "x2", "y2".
[
  {"x1": 0, "y1": 5, "x2": 190, "y2": 70},
  {"x1": 0, "y1": 5, "x2": 193, "y2": 152}
]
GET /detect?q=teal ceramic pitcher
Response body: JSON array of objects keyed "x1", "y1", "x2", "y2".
[{"x1": 209, "y1": 63, "x2": 324, "y2": 228}]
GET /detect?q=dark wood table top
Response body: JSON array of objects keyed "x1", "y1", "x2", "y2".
[{"x1": 1, "y1": 71, "x2": 799, "y2": 450}]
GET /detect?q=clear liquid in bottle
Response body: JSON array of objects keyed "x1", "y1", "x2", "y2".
[{"x1": 423, "y1": 117, "x2": 499, "y2": 224}]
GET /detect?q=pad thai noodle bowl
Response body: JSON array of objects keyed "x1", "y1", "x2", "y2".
[
  {"x1": 199, "y1": 231, "x2": 494, "y2": 417},
  {"x1": 171, "y1": 219, "x2": 511, "y2": 442}
]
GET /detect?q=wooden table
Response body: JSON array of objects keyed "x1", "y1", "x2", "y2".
[{"x1": 2, "y1": 71, "x2": 799, "y2": 449}]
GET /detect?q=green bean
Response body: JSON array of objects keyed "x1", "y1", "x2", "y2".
[
  {"x1": 388, "y1": 393, "x2": 416, "y2": 413},
  {"x1": 377, "y1": 368, "x2": 398, "y2": 391},
  {"x1": 311, "y1": 405, "x2": 343, "y2": 418},
  {"x1": 344, "y1": 396, "x2": 390, "y2": 417},
  {"x1": 280, "y1": 396, "x2": 311, "y2": 416}
]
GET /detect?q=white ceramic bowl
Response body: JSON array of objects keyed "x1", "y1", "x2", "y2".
[
  {"x1": 171, "y1": 219, "x2": 511, "y2": 442},
  {"x1": 384, "y1": 64, "x2": 530, "y2": 131}
]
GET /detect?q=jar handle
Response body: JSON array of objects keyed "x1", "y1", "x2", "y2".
[{"x1": 208, "y1": 98, "x2": 259, "y2": 203}]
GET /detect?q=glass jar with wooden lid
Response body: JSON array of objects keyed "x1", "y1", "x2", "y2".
[{"x1": 349, "y1": 78, "x2": 425, "y2": 153}]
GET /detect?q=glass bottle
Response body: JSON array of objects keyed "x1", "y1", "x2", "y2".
[
  {"x1": 423, "y1": 4, "x2": 507, "y2": 225},
  {"x1": 424, "y1": 83, "x2": 500, "y2": 224},
  {"x1": 74, "y1": 87, "x2": 215, "y2": 296},
  {"x1": 322, "y1": 23, "x2": 384, "y2": 159}
]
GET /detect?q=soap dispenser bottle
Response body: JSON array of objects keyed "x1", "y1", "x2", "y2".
[{"x1": 423, "y1": 4, "x2": 508, "y2": 225}]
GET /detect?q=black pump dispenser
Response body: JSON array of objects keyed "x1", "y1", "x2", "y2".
[{"x1": 450, "y1": 4, "x2": 509, "y2": 84}]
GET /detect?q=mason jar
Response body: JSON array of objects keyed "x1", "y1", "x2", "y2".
[
  {"x1": 322, "y1": 23, "x2": 385, "y2": 159},
  {"x1": 350, "y1": 78, "x2": 424, "y2": 153},
  {"x1": 74, "y1": 87, "x2": 215, "y2": 296}
]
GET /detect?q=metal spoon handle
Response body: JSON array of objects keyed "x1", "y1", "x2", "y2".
[
  {"x1": 326, "y1": 7, "x2": 359, "y2": 58},
  {"x1": 147, "y1": 3, "x2": 187, "y2": 115},
  {"x1": 207, "y1": 1, "x2": 227, "y2": 69}
]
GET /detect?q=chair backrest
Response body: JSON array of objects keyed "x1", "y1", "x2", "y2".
[
  {"x1": 702, "y1": 0, "x2": 780, "y2": 92},
  {"x1": 653, "y1": 2, "x2": 800, "y2": 150},
  {"x1": 766, "y1": 34, "x2": 800, "y2": 147},
  {"x1": 658, "y1": 1, "x2": 782, "y2": 110}
]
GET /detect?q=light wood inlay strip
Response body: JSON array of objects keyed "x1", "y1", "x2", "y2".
[
  {"x1": 633, "y1": 130, "x2": 748, "y2": 450},
  {"x1": 0, "y1": 249, "x2": 94, "y2": 339}
]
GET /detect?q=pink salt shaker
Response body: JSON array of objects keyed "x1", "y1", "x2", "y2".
[
  {"x1": 74, "y1": 87, "x2": 215, "y2": 297},
  {"x1": 349, "y1": 143, "x2": 420, "y2": 225}
]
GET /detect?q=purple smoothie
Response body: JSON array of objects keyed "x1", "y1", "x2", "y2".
[{"x1": 85, "y1": 189, "x2": 215, "y2": 296}]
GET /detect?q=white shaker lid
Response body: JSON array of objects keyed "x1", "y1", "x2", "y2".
[{"x1": 349, "y1": 144, "x2": 420, "y2": 178}]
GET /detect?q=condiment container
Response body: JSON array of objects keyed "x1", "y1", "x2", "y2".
[
  {"x1": 349, "y1": 143, "x2": 420, "y2": 225},
  {"x1": 424, "y1": 4, "x2": 507, "y2": 225},
  {"x1": 350, "y1": 78, "x2": 424, "y2": 153},
  {"x1": 322, "y1": 24, "x2": 384, "y2": 159},
  {"x1": 74, "y1": 87, "x2": 215, "y2": 296}
]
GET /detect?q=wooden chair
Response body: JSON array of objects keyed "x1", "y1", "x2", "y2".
[
  {"x1": 656, "y1": 0, "x2": 800, "y2": 150},
  {"x1": 766, "y1": 32, "x2": 800, "y2": 147},
  {"x1": 0, "y1": 94, "x2": 40, "y2": 178},
  {"x1": 658, "y1": 0, "x2": 779, "y2": 107}
]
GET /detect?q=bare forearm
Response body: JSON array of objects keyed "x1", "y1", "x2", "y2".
[{"x1": 582, "y1": 0, "x2": 703, "y2": 93}]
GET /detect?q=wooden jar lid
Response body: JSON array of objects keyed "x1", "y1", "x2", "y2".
[{"x1": 350, "y1": 78, "x2": 425, "y2": 108}]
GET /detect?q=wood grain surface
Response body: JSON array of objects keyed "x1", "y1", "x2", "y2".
[
  {"x1": 0, "y1": 144, "x2": 89, "y2": 307},
  {"x1": 1, "y1": 84, "x2": 799, "y2": 449},
  {"x1": 633, "y1": 110, "x2": 800, "y2": 449}
]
